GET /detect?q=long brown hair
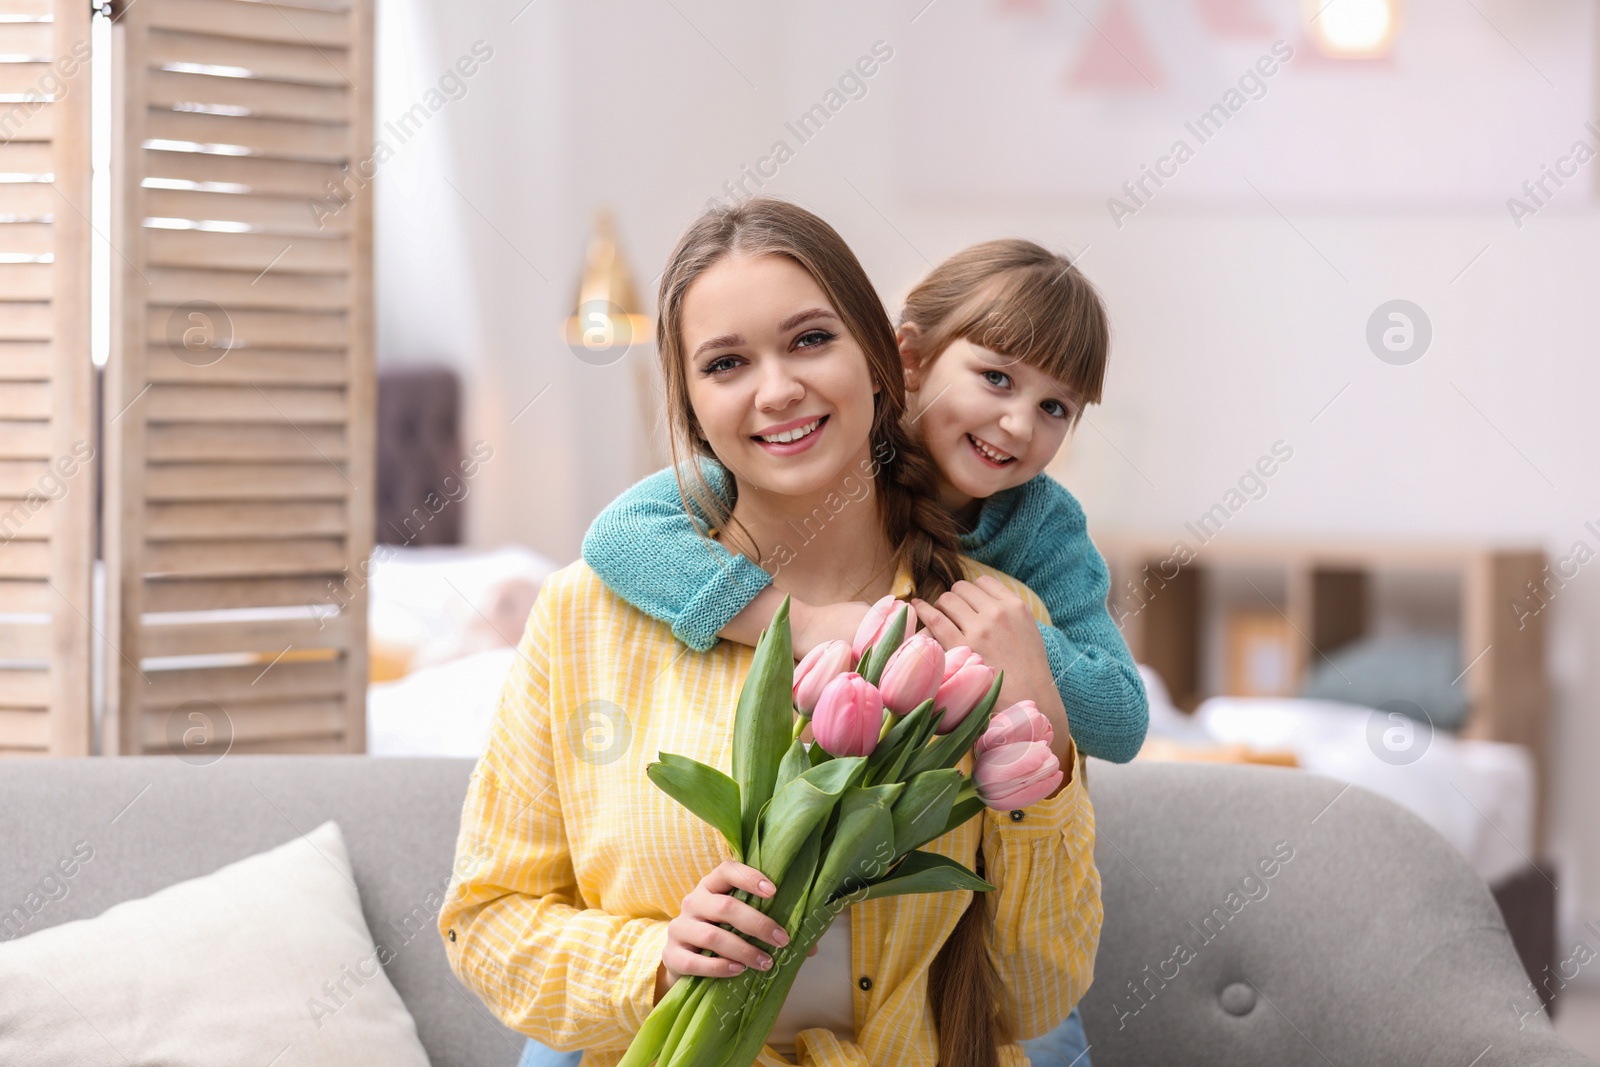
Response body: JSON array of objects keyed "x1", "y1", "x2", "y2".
[
  {"x1": 654, "y1": 197, "x2": 1010, "y2": 1065},
  {"x1": 900, "y1": 237, "x2": 1109, "y2": 424}
]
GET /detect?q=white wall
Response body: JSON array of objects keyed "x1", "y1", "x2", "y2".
[{"x1": 374, "y1": 0, "x2": 1600, "y2": 952}]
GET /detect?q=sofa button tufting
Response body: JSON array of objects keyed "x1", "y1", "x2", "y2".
[{"x1": 1220, "y1": 982, "x2": 1256, "y2": 1016}]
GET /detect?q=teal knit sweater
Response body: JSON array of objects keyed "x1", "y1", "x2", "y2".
[{"x1": 580, "y1": 459, "x2": 1149, "y2": 763}]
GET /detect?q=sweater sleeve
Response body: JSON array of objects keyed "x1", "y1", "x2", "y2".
[
  {"x1": 967, "y1": 476, "x2": 1150, "y2": 763},
  {"x1": 580, "y1": 459, "x2": 774, "y2": 652},
  {"x1": 438, "y1": 587, "x2": 669, "y2": 1052}
]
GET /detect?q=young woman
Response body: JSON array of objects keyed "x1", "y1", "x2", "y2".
[{"x1": 439, "y1": 198, "x2": 1102, "y2": 1067}]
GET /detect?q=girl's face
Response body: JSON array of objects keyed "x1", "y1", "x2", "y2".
[
  {"x1": 682, "y1": 253, "x2": 880, "y2": 499},
  {"x1": 901, "y1": 333, "x2": 1080, "y2": 509}
]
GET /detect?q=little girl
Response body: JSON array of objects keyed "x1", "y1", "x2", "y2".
[{"x1": 561, "y1": 237, "x2": 1146, "y2": 1067}]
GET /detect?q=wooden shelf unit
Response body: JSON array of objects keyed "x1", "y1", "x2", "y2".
[{"x1": 1097, "y1": 534, "x2": 1551, "y2": 847}]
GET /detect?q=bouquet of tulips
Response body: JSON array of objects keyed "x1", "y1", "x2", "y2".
[{"x1": 617, "y1": 595, "x2": 1064, "y2": 1067}]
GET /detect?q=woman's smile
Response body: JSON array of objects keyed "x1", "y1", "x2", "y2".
[{"x1": 753, "y1": 414, "x2": 829, "y2": 455}]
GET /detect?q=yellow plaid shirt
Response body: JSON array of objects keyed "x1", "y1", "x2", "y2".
[{"x1": 439, "y1": 558, "x2": 1102, "y2": 1067}]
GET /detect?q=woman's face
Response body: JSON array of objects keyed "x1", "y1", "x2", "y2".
[
  {"x1": 903, "y1": 335, "x2": 1080, "y2": 507},
  {"x1": 681, "y1": 253, "x2": 880, "y2": 499}
]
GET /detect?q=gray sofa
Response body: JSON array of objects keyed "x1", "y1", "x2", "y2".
[{"x1": 0, "y1": 756, "x2": 1589, "y2": 1066}]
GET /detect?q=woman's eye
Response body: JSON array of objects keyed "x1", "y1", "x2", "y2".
[
  {"x1": 982, "y1": 369, "x2": 1011, "y2": 388},
  {"x1": 795, "y1": 329, "x2": 834, "y2": 349},
  {"x1": 703, "y1": 355, "x2": 741, "y2": 375}
]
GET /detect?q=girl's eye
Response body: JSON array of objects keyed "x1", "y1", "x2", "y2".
[
  {"x1": 795, "y1": 329, "x2": 834, "y2": 349},
  {"x1": 702, "y1": 355, "x2": 742, "y2": 376},
  {"x1": 982, "y1": 369, "x2": 1011, "y2": 388},
  {"x1": 1041, "y1": 399, "x2": 1070, "y2": 419}
]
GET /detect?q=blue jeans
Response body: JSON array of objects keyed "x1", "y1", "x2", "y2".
[{"x1": 517, "y1": 1006, "x2": 1091, "y2": 1067}]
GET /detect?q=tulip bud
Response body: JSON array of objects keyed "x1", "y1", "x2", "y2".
[
  {"x1": 974, "y1": 740, "x2": 1062, "y2": 810},
  {"x1": 933, "y1": 648, "x2": 997, "y2": 734},
  {"x1": 851, "y1": 594, "x2": 917, "y2": 660},
  {"x1": 811, "y1": 672, "x2": 884, "y2": 757},
  {"x1": 973, "y1": 699, "x2": 1054, "y2": 757},
  {"x1": 877, "y1": 634, "x2": 944, "y2": 715},
  {"x1": 792, "y1": 640, "x2": 855, "y2": 718}
]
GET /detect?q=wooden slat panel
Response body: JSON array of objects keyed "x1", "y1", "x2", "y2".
[
  {"x1": 141, "y1": 696, "x2": 347, "y2": 747},
  {"x1": 0, "y1": 577, "x2": 49, "y2": 612},
  {"x1": 145, "y1": 110, "x2": 349, "y2": 164},
  {"x1": 145, "y1": 421, "x2": 346, "y2": 461},
  {"x1": 145, "y1": 227, "x2": 348, "y2": 272},
  {"x1": 145, "y1": 383, "x2": 346, "y2": 423},
  {"x1": 0, "y1": 709, "x2": 48, "y2": 746},
  {"x1": 0, "y1": 63, "x2": 53, "y2": 96},
  {"x1": 0, "y1": 495, "x2": 51, "y2": 537},
  {"x1": 0, "y1": 620, "x2": 51, "y2": 659},
  {"x1": 0, "y1": 22, "x2": 51, "y2": 55},
  {"x1": 142, "y1": 574, "x2": 341, "y2": 612},
  {"x1": 0, "y1": 221, "x2": 50, "y2": 255},
  {"x1": 109, "y1": 0, "x2": 370, "y2": 755},
  {"x1": 148, "y1": 348, "x2": 349, "y2": 386},
  {"x1": 148, "y1": 0, "x2": 351, "y2": 50},
  {"x1": 0, "y1": 101, "x2": 54, "y2": 140},
  {"x1": 148, "y1": 68, "x2": 351, "y2": 124},
  {"x1": 0, "y1": 457, "x2": 47, "y2": 493},
  {"x1": 0, "y1": 263, "x2": 52, "y2": 301},
  {"x1": 146, "y1": 500, "x2": 346, "y2": 539},
  {"x1": 0, "y1": 181, "x2": 54, "y2": 217},
  {"x1": 0, "y1": 418, "x2": 50, "y2": 454},
  {"x1": 141, "y1": 657, "x2": 345, "y2": 707},
  {"x1": 146, "y1": 462, "x2": 349, "y2": 499},
  {"x1": 147, "y1": 29, "x2": 351, "y2": 87},
  {"x1": 0, "y1": 537, "x2": 49, "y2": 577},
  {"x1": 144, "y1": 307, "x2": 349, "y2": 350},
  {"x1": 143, "y1": 149, "x2": 348, "y2": 198},
  {"x1": 144, "y1": 188, "x2": 352, "y2": 236},
  {"x1": 140, "y1": 613, "x2": 350, "y2": 657},
  {"x1": 0, "y1": 140, "x2": 52, "y2": 174},
  {"x1": 0, "y1": 668, "x2": 49, "y2": 708},
  {"x1": 0, "y1": 380, "x2": 48, "y2": 417},
  {"x1": 0, "y1": 497, "x2": 52, "y2": 539},
  {"x1": 0, "y1": 0, "x2": 54, "y2": 18},
  {"x1": 147, "y1": 266, "x2": 348, "y2": 311},
  {"x1": 146, "y1": 536, "x2": 345, "y2": 577},
  {"x1": 0, "y1": 302, "x2": 51, "y2": 342},
  {"x1": 0, "y1": 341, "x2": 52, "y2": 379}
]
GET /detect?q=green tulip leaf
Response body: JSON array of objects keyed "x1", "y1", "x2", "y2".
[
  {"x1": 855, "y1": 849, "x2": 995, "y2": 903},
  {"x1": 861, "y1": 603, "x2": 909, "y2": 685},
  {"x1": 732, "y1": 597, "x2": 796, "y2": 857},
  {"x1": 647, "y1": 754, "x2": 743, "y2": 862},
  {"x1": 888, "y1": 768, "x2": 963, "y2": 857}
]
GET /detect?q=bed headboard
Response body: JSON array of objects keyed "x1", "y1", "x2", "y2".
[{"x1": 377, "y1": 365, "x2": 463, "y2": 547}]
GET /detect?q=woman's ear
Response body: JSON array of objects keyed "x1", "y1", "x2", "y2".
[{"x1": 896, "y1": 322, "x2": 925, "y2": 392}]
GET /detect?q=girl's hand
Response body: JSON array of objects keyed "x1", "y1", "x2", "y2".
[
  {"x1": 912, "y1": 577, "x2": 1071, "y2": 749},
  {"x1": 659, "y1": 860, "x2": 792, "y2": 996},
  {"x1": 791, "y1": 599, "x2": 872, "y2": 660}
]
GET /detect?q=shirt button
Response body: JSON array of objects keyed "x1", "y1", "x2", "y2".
[
  {"x1": 1009, "y1": 809, "x2": 1024, "y2": 822},
  {"x1": 448, "y1": 929, "x2": 457, "y2": 941},
  {"x1": 858, "y1": 976, "x2": 872, "y2": 991}
]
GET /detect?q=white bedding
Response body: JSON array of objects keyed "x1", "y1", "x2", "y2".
[{"x1": 1191, "y1": 695, "x2": 1536, "y2": 885}]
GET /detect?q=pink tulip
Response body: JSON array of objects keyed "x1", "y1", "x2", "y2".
[
  {"x1": 793, "y1": 639, "x2": 855, "y2": 718},
  {"x1": 877, "y1": 634, "x2": 945, "y2": 715},
  {"x1": 933, "y1": 647, "x2": 997, "y2": 734},
  {"x1": 850, "y1": 595, "x2": 917, "y2": 660},
  {"x1": 974, "y1": 740, "x2": 1063, "y2": 810},
  {"x1": 974, "y1": 700, "x2": 1054, "y2": 757},
  {"x1": 811, "y1": 673, "x2": 884, "y2": 757}
]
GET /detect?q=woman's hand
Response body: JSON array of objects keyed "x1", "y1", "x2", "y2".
[{"x1": 657, "y1": 860, "x2": 810, "y2": 1000}]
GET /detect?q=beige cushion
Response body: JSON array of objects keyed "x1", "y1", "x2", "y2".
[{"x1": 0, "y1": 819, "x2": 432, "y2": 1066}]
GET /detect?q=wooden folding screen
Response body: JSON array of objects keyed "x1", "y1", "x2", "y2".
[
  {"x1": 105, "y1": 0, "x2": 373, "y2": 755},
  {"x1": 0, "y1": 0, "x2": 94, "y2": 755}
]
